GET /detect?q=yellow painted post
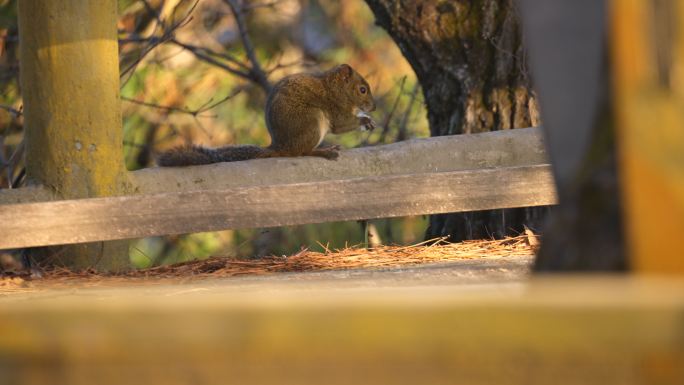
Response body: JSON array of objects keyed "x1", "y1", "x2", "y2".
[
  {"x1": 17, "y1": 0, "x2": 130, "y2": 270},
  {"x1": 612, "y1": 0, "x2": 684, "y2": 273}
]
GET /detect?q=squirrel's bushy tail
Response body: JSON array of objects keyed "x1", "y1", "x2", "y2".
[{"x1": 157, "y1": 145, "x2": 267, "y2": 167}]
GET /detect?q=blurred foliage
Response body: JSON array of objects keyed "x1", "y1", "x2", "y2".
[
  {"x1": 0, "y1": 0, "x2": 430, "y2": 267},
  {"x1": 0, "y1": 0, "x2": 21, "y2": 188}
]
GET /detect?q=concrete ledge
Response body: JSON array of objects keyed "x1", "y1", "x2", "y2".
[
  {"x1": 132, "y1": 127, "x2": 548, "y2": 194},
  {"x1": 0, "y1": 165, "x2": 556, "y2": 248},
  {"x1": 0, "y1": 127, "x2": 548, "y2": 200},
  {"x1": 0, "y1": 128, "x2": 555, "y2": 249},
  {"x1": 0, "y1": 128, "x2": 547, "y2": 201}
]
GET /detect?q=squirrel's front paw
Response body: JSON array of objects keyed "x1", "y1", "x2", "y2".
[
  {"x1": 358, "y1": 116, "x2": 377, "y2": 132},
  {"x1": 355, "y1": 110, "x2": 376, "y2": 132}
]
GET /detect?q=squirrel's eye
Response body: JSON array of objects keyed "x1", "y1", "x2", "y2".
[{"x1": 359, "y1": 86, "x2": 367, "y2": 94}]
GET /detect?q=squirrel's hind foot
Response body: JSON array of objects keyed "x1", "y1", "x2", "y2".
[{"x1": 309, "y1": 146, "x2": 340, "y2": 160}]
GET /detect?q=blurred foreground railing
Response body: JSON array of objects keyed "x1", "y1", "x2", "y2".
[{"x1": 1, "y1": 274, "x2": 683, "y2": 385}]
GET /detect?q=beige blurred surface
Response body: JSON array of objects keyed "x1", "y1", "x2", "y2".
[{"x1": 1, "y1": 260, "x2": 683, "y2": 385}]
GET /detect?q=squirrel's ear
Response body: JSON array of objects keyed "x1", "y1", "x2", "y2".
[{"x1": 335, "y1": 64, "x2": 354, "y2": 82}]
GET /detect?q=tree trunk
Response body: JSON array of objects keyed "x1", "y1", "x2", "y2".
[{"x1": 364, "y1": 0, "x2": 545, "y2": 241}]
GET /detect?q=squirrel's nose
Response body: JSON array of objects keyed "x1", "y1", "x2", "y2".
[{"x1": 368, "y1": 101, "x2": 377, "y2": 112}]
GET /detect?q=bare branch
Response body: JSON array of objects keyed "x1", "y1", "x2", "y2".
[
  {"x1": 120, "y1": 39, "x2": 167, "y2": 86},
  {"x1": 122, "y1": 87, "x2": 243, "y2": 117},
  {"x1": 378, "y1": 76, "x2": 406, "y2": 143},
  {"x1": 397, "y1": 83, "x2": 420, "y2": 142},
  {"x1": 140, "y1": 0, "x2": 165, "y2": 28},
  {"x1": 264, "y1": 54, "x2": 310, "y2": 75},
  {"x1": 10, "y1": 167, "x2": 25, "y2": 189},
  {"x1": 0, "y1": 104, "x2": 22, "y2": 117},
  {"x1": 120, "y1": 0, "x2": 275, "y2": 93},
  {"x1": 120, "y1": 0, "x2": 200, "y2": 86},
  {"x1": 223, "y1": 0, "x2": 272, "y2": 92},
  {"x1": 124, "y1": 128, "x2": 181, "y2": 149},
  {"x1": 1, "y1": 138, "x2": 25, "y2": 189},
  {"x1": 169, "y1": 39, "x2": 251, "y2": 79},
  {"x1": 119, "y1": 35, "x2": 159, "y2": 44},
  {"x1": 242, "y1": 0, "x2": 285, "y2": 11}
]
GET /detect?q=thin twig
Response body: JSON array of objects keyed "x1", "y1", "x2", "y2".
[
  {"x1": 122, "y1": 87, "x2": 242, "y2": 117},
  {"x1": 377, "y1": 76, "x2": 406, "y2": 143},
  {"x1": 169, "y1": 39, "x2": 252, "y2": 79},
  {"x1": 0, "y1": 104, "x2": 22, "y2": 117},
  {"x1": 223, "y1": 0, "x2": 272, "y2": 92},
  {"x1": 140, "y1": 0, "x2": 165, "y2": 27},
  {"x1": 397, "y1": 83, "x2": 420, "y2": 142},
  {"x1": 242, "y1": 0, "x2": 284, "y2": 11},
  {"x1": 120, "y1": 0, "x2": 200, "y2": 86},
  {"x1": 1, "y1": 139, "x2": 24, "y2": 188}
]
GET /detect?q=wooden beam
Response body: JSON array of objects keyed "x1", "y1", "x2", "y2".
[
  {"x1": 0, "y1": 165, "x2": 556, "y2": 249},
  {"x1": 1, "y1": 276, "x2": 683, "y2": 385}
]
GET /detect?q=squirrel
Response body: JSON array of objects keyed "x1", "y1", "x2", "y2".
[{"x1": 157, "y1": 64, "x2": 377, "y2": 166}]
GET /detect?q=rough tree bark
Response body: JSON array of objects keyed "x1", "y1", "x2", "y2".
[{"x1": 364, "y1": 0, "x2": 545, "y2": 241}]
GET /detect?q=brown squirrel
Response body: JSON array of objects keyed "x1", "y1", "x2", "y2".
[{"x1": 157, "y1": 64, "x2": 377, "y2": 166}]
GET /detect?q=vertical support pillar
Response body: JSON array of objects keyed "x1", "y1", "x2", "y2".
[
  {"x1": 612, "y1": 0, "x2": 684, "y2": 273},
  {"x1": 519, "y1": 0, "x2": 625, "y2": 271},
  {"x1": 17, "y1": 0, "x2": 130, "y2": 270}
]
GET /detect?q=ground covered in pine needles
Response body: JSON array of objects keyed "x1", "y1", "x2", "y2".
[{"x1": 0, "y1": 235, "x2": 537, "y2": 293}]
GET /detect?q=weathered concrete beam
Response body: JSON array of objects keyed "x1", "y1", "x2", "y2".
[
  {"x1": 0, "y1": 128, "x2": 556, "y2": 249},
  {"x1": 1, "y1": 127, "x2": 548, "y2": 202},
  {"x1": 131, "y1": 127, "x2": 548, "y2": 194},
  {"x1": 0, "y1": 165, "x2": 556, "y2": 249}
]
